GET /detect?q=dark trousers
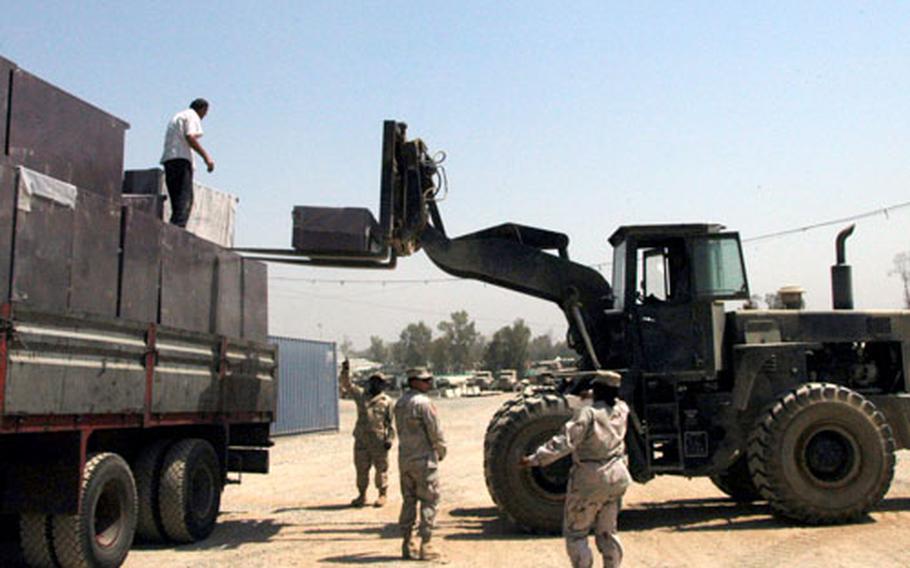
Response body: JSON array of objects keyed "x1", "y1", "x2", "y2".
[{"x1": 163, "y1": 159, "x2": 194, "y2": 228}]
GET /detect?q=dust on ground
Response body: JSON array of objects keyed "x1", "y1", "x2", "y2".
[{"x1": 7, "y1": 393, "x2": 910, "y2": 566}]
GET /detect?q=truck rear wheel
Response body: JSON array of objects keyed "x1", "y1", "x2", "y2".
[
  {"x1": 484, "y1": 393, "x2": 574, "y2": 533},
  {"x1": 710, "y1": 456, "x2": 762, "y2": 503},
  {"x1": 20, "y1": 513, "x2": 55, "y2": 568},
  {"x1": 158, "y1": 439, "x2": 222, "y2": 543},
  {"x1": 133, "y1": 440, "x2": 172, "y2": 543},
  {"x1": 747, "y1": 383, "x2": 895, "y2": 524},
  {"x1": 52, "y1": 452, "x2": 138, "y2": 568}
]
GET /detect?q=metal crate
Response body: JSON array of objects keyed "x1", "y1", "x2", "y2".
[{"x1": 6, "y1": 67, "x2": 128, "y2": 199}]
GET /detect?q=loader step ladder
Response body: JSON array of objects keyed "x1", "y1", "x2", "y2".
[{"x1": 643, "y1": 379, "x2": 686, "y2": 472}]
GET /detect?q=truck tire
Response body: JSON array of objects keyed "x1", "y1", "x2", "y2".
[
  {"x1": 710, "y1": 456, "x2": 762, "y2": 503},
  {"x1": 158, "y1": 439, "x2": 222, "y2": 543},
  {"x1": 52, "y1": 452, "x2": 138, "y2": 568},
  {"x1": 747, "y1": 383, "x2": 895, "y2": 524},
  {"x1": 20, "y1": 513, "x2": 56, "y2": 568},
  {"x1": 484, "y1": 393, "x2": 573, "y2": 533},
  {"x1": 133, "y1": 440, "x2": 172, "y2": 543}
]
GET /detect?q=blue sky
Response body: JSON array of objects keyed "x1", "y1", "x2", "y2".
[{"x1": 2, "y1": 2, "x2": 908, "y2": 346}]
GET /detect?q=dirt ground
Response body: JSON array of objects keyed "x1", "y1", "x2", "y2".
[{"x1": 6, "y1": 392, "x2": 910, "y2": 567}]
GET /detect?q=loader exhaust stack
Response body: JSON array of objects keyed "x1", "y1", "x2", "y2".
[{"x1": 831, "y1": 224, "x2": 855, "y2": 310}]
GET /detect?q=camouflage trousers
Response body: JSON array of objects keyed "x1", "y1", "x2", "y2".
[
  {"x1": 354, "y1": 440, "x2": 389, "y2": 494},
  {"x1": 398, "y1": 459, "x2": 439, "y2": 540},
  {"x1": 563, "y1": 487, "x2": 623, "y2": 568}
]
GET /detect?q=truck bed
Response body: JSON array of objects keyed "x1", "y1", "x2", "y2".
[{"x1": 0, "y1": 303, "x2": 275, "y2": 433}]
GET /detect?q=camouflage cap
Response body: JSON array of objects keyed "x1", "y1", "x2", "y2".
[
  {"x1": 591, "y1": 370, "x2": 622, "y2": 388},
  {"x1": 368, "y1": 372, "x2": 388, "y2": 383},
  {"x1": 406, "y1": 367, "x2": 432, "y2": 380}
]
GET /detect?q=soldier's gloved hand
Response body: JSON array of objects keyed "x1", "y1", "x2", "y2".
[{"x1": 384, "y1": 441, "x2": 392, "y2": 450}]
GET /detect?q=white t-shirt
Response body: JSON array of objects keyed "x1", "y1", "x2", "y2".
[{"x1": 160, "y1": 108, "x2": 204, "y2": 168}]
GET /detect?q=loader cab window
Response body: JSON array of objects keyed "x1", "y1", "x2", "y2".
[
  {"x1": 612, "y1": 242, "x2": 627, "y2": 310},
  {"x1": 635, "y1": 240, "x2": 690, "y2": 305},
  {"x1": 641, "y1": 248, "x2": 669, "y2": 301},
  {"x1": 690, "y1": 235, "x2": 749, "y2": 300}
]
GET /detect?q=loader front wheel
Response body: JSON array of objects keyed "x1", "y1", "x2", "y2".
[
  {"x1": 710, "y1": 456, "x2": 763, "y2": 503},
  {"x1": 747, "y1": 383, "x2": 895, "y2": 524},
  {"x1": 484, "y1": 393, "x2": 575, "y2": 533}
]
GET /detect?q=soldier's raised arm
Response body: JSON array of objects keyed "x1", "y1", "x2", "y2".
[
  {"x1": 339, "y1": 360, "x2": 361, "y2": 398},
  {"x1": 421, "y1": 401, "x2": 447, "y2": 461},
  {"x1": 525, "y1": 406, "x2": 593, "y2": 467}
]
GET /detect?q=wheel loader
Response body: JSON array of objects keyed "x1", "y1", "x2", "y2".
[{"x1": 241, "y1": 121, "x2": 910, "y2": 532}]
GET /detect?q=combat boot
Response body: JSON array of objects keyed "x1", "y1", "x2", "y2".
[
  {"x1": 419, "y1": 539, "x2": 441, "y2": 561},
  {"x1": 350, "y1": 493, "x2": 366, "y2": 507},
  {"x1": 402, "y1": 534, "x2": 419, "y2": 560},
  {"x1": 374, "y1": 491, "x2": 387, "y2": 507}
]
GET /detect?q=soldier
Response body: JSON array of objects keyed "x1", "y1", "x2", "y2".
[
  {"x1": 395, "y1": 367, "x2": 446, "y2": 561},
  {"x1": 339, "y1": 360, "x2": 395, "y2": 507},
  {"x1": 520, "y1": 370, "x2": 631, "y2": 568}
]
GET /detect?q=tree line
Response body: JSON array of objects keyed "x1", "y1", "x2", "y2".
[{"x1": 340, "y1": 310, "x2": 575, "y2": 375}]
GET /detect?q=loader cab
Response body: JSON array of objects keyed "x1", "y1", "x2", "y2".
[{"x1": 609, "y1": 224, "x2": 750, "y2": 375}]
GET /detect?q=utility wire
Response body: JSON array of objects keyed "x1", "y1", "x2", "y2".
[
  {"x1": 269, "y1": 199, "x2": 910, "y2": 284},
  {"x1": 742, "y1": 200, "x2": 910, "y2": 243}
]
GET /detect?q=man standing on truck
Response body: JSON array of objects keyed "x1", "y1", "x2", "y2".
[
  {"x1": 160, "y1": 98, "x2": 215, "y2": 228},
  {"x1": 395, "y1": 367, "x2": 446, "y2": 561},
  {"x1": 520, "y1": 370, "x2": 631, "y2": 568},
  {"x1": 338, "y1": 361, "x2": 396, "y2": 507}
]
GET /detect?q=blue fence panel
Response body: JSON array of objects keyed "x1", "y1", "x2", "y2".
[{"x1": 269, "y1": 335, "x2": 338, "y2": 436}]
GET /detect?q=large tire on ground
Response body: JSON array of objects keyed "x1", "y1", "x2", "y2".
[
  {"x1": 710, "y1": 455, "x2": 763, "y2": 503},
  {"x1": 747, "y1": 383, "x2": 895, "y2": 524},
  {"x1": 52, "y1": 452, "x2": 138, "y2": 568},
  {"x1": 133, "y1": 440, "x2": 172, "y2": 543},
  {"x1": 158, "y1": 439, "x2": 222, "y2": 543},
  {"x1": 484, "y1": 393, "x2": 574, "y2": 533},
  {"x1": 20, "y1": 513, "x2": 55, "y2": 568}
]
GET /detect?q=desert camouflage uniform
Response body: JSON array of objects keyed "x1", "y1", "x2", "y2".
[
  {"x1": 394, "y1": 389, "x2": 447, "y2": 542},
  {"x1": 528, "y1": 399, "x2": 631, "y2": 568},
  {"x1": 341, "y1": 374, "x2": 395, "y2": 496}
]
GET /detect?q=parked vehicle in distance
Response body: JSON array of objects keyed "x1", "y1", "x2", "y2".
[
  {"x1": 493, "y1": 369, "x2": 520, "y2": 391},
  {"x1": 468, "y1": 370, "x2": 495, "y2": 390}
]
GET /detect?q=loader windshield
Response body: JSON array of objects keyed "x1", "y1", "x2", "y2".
[{"x1": 691, "y1": 235, "x2": 749, "y2": 299}]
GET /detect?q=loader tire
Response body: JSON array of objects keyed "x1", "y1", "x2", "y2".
[
  {"x1": 484, "y1": 393, "x2": 574, "y2": 533},
  {"x1": 52, "y1": 452, "x2": 138, "y2": 568},
  {"x1": 747, "y1": 383, "x2": 895, "y2": 524},
  {"x1": 710, "y1": 456, "x2": 763, "y2": 503},
  {"x1": 158, "y1": 439, "x2": 222, "y2": 543},
  {"x1": 20, "y1": 513, "x2": 56, "y2": 568},
  {"x1": 133, "y1": 440, "x2": 172, "y2": 543}
]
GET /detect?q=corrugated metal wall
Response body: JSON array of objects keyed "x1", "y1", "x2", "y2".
[{"x1": 269, "y1": 335, "x2": 338, "y2": 436}]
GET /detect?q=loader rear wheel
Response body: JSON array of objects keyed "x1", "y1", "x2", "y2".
[
  {"x1": 158, "y1": 439, "x2": 222, "y2": 543},
  {"x1": 484, "y1": 393, "x2": 574, "y2": 533},
  {"x1": 20, "y1": 513, "x2": 55, "y2": 568},
  {"x1": 52, "y1": 452, "x2": 138, "y2": 568},
  {"x1": 133, "y1": 440, "x2": 172, "y2": 543},
  {"x1": 747, "y1": 383, "x2": 895, "y2": 524},
  {"x1": 710, "y1": 456, "x2": 763, "y2": 503}
]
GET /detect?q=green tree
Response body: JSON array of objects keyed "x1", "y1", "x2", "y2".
[
  {"x1": 339, "y1": 336, "x2": 354, "y2": 359},
  {"x1": 482, "y1": 319, "x2": 532, "y2": 374},
  {"x1": 393, "y1": 322, "x2": 433, "y2": 368},
  {"x1": 365, "y1": 335, "x2": 389, "y2": 365},
  {"x1": 429, "y1": 337, "x2": 450, "y2": 374},
  {"x1": 436, "y1": 310, "x2": 481, "y2": 372},
  {"x1": 528, "y1": 333, "x2": 557, "y2": 362}
]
